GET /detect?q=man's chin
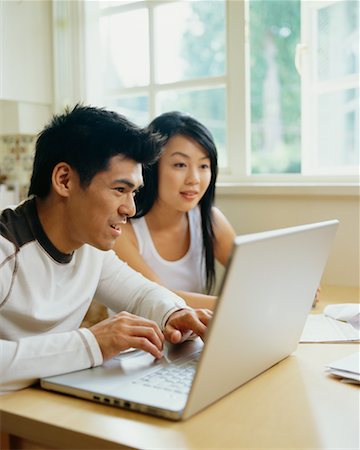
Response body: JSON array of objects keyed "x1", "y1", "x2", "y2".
[{"x1": 91, "y1": 240, "x2": 115, "y2": 252}]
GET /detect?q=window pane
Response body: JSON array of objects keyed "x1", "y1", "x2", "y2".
[
  {"x1": 249, "y1": 0, "x2": 301, "y2": 174},
  {"x1": 99, "y1": 0, "x2": 142, "y2": 9},
  {"x1": 318, "y1": 88, "x2": 359, "y2": 169},
  {"x1": 304, "y1": 0, "x2": 359, "y2": 174},
  {"x1": 154, "y1": 0, "x2": 226, "y2": 84},
  {"x1": 106, "y1": 96, "x2": 149, "y2": 126},
  {"x1": 318, "y1": 1, "x2": 359, "y2": 82},
  {"x1": 157, "y1": 87, "x2": 227, "y2": 167},
  {"x1": 100, "y1": 9, "x2": 149, "y2": 89}
]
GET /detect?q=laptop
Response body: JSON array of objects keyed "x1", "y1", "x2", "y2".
[{"x1": 41, "y1": 219, "x2": 338, "y2": 420}]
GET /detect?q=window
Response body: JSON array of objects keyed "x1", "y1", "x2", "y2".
[
  {"x1": 84, "y1": 0, "x2": 228, "y2": 167},
  {"x1": 300, "y1": 0, "x2": 359, "y2": 175},
  {"x1": 249, "y1": 0, "x2": 301, "y2": 174},
  {"x1": 58, "y1": 0, "x2": 359, "y2": 182}
]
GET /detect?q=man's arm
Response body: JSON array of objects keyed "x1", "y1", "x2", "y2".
[
  {"x1": 95, "y1": 250, "x2": 188, "y2": 329},
  {"x1": 88, "y1": 308, "x2": 213, "y2": 362},
  {"x1": 0, "y1": 328, "x2": 103, "y2": 392},
  {"x1": 0, "y1": 250, "x2": 210, "y2": 391},
  {"x1": 89, "y1": 251, "x2": 213, "y2": 361}
]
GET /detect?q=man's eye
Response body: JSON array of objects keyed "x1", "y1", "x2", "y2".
[{"x1": 114, "y1": 187, "x2": 125, "y2": 193}]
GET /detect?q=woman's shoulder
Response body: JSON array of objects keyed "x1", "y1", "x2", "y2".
[
  {"x1": 189, "y1": 205, "x2": 231, "y2": 233},
  {"x1": 211, "y1": 206, "x2": 232, "y2": 227},
  {"x1": 191, "y1": 205, "x2": 227, "y2": 221},
  {"x1": 211, "y1": 206, "x2": 236, "y2": 265}
]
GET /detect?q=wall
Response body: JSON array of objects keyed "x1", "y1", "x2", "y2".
[
  {"x1": 0, "y1": 2, "x2": 358, "y2": 288},
  {"x1": 0, "y1": 0, "x2": 53, "y2": 104},
  {"x1": 215, "y1": 188, "x2": 359, "y2": 288},
  {"x1": 0, "y1": 0, "x2": 53, "y2": 205}
]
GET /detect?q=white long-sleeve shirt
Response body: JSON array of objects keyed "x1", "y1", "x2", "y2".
[{"x1": 0, "y1": 198, "x2": 186, "y2": 392}]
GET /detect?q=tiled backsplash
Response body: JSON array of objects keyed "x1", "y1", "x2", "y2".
[{"x1": 0, "y1": 134, "x2": 36, "y2": 204}]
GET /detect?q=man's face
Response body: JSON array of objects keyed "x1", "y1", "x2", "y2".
[{"x1": 65, "y1": 155, "x2": 143, "y2": 252}]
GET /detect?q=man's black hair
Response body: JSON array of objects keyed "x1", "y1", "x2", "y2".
[{"x1": 28, "y1": 104, "x2": 162, "y2": 198}]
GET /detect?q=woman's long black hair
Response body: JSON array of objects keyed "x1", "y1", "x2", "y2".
[{"x1": 134, "y1": 111, "x2": 218, "y2": 294}]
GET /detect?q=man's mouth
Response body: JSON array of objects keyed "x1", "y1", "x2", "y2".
[
  {"x1": 109, "y1": 222, "x2": 123, "y2": 238},
  {"x1": 110, "y1": 216, "x2": 127, "y2": 230}
]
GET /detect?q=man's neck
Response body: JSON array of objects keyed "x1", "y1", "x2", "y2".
[{"x1": 35, "y1": 196, "x2": 75, "y2": 255}]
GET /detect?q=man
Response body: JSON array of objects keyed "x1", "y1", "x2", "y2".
[{"x1": 0, "y1": 105, "x2": 212, "y2": 392}]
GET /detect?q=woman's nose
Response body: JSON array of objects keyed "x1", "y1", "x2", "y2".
[{"x1": 186, "y1": 167, "x2": 200, "y2": 184}]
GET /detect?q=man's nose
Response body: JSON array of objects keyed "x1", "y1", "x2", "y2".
[{"x1": 119, "y1": 193, "x2": 136, "y2": 218}]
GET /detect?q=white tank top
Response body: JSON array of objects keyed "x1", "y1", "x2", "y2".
[{"x1": 131, "y1": 207, "x2": 206, "y2": 293}]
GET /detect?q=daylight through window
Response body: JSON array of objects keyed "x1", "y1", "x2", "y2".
[{"x1": 83, "y1": 0, "x2": 359, "y2": 180}]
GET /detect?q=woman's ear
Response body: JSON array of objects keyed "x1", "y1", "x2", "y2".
[{"x1": 51, "y1": 162, "x2": 73, "y2": 197}]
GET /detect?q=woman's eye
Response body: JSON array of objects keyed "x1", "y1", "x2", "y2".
[
  {"x1": 200, "y1": 164, "x2": 210, "y2": 169},
  {"x1": 174, "y1": 162, "x2": 186, "y2": 168}
]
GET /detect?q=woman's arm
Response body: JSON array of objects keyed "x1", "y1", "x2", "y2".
[
  {"x1": 174, "y1": 208, "x2": 235, "y2": 309},
  {"x1": 212, "y1": 206, "x2": 237, "y2": 265},
  {"x1": 173, "y1": 290, "x2": 216, "y2": 310}
]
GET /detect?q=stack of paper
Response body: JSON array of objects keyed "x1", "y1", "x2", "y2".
[
  {"x1": 300, "y1": 314, "x2": 360, "y2": 343},
  {"x1": 326, "y1": 352, "x2": 360, "y2": 384}
]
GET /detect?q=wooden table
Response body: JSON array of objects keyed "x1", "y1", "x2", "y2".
[{"x1": 1, "y1": 286, "x2": 359, "y2": 450}]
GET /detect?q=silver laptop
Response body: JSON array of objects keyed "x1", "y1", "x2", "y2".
[{"x1": 41, "y1": 219, "x2": 338, "y2": 420}]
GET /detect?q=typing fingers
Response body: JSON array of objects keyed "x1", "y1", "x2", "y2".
[
  {"x1": 128, "y1": 325, "x2": 164, "y2": 357},
  {"x1": 90, "y1": 311, "x2": 164, "y2": 360},
  {"x1": 164, "y1": 308, "x2": 213, "y2": 344}
]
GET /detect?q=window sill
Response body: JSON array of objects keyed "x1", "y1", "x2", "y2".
[{"x1": 215, "y1": 182, "x2": 360, "y2": 197}]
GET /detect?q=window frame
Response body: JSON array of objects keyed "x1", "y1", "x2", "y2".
[{"x1": 52, "y1": 0, "x2": 359, "y2": 189}]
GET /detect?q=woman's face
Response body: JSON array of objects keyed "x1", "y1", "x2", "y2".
[{"x1": 156, "y1": 134, "x2": 212, "y2": 212}]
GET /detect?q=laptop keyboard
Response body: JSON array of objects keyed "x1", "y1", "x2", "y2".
[{"x1": 132, "y1": 351, "x2": 201, "y2": 395}]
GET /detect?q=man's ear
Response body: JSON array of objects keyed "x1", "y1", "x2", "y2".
[{"x1": 52, "y1": 163, "x2": 74, "y2": 197}]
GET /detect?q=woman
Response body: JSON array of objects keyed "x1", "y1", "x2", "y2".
[{"x1": 113, "y1": 111, "x2": 236, "y2": 309}]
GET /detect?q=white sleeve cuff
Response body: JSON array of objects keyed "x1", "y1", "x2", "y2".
[{"x1": 77, "y1": 328, "x2": 103, "y2": 367}]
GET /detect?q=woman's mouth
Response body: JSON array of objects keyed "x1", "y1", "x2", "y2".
[{"x1": 180, "y1": 191, "x2": 198, "y2": 200}]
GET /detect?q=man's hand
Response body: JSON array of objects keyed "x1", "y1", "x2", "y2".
[
  {"x1": 164, "y1": 308, "x2": 212, "y2": 344},
  {"x1": 89, "y1": 311, "x2": 164, "y2": 360}
]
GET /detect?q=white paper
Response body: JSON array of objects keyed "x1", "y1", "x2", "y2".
[
  {"x1": 326, "y1": 352, "x2": 360, "y2": 383},
  {"x1": 324, "y1": 303, "x2": 360, "y2": 323},
  {"x1": 327, "y1": 369, "x2": 360, "y2": 382},
  {"x1": 326, "y1": 352, "x2": 360, "y2": 374},
  {"x1": 300, "y1": 314, "x2": 360, "y2": 343}
]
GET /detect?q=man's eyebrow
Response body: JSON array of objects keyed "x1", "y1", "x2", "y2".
[{"x1": 113, "y1": 179, "x2": 143, "y2": 190}]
